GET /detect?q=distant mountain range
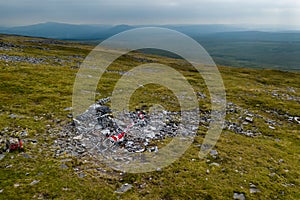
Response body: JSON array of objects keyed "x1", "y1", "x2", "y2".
[
  {"x1": 0, "y1": 22, "x2": 253, "y2": 40},
  {"x1": 1, "y1": 22, "x2": 300, "y2": 71},
  {"x1": 1, "y1": 22, "x2": 300, "y2": 42},
  {"x1": 0, "y1": 22, "x2": 113, "y2": 39}
]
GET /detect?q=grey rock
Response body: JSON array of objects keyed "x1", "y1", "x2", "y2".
[
  {"x1": 269, "y1": 173, "x2": 276, "y2": 177},
  {"x1": 20, "y1": 130, "x2": 28, "y2": 137},
  {"x1": 0, "y1": 55, "x2": 46, "y2": 64},
  {"x1": 233, "y1": 192, "x2": 246, "y2": 200},
  {"x1": 60, "y1": 164, "x2": 68, "y2": 169},
  {"x1": 134, "y1": 148, "x2": 145, "y2": 153},
  {"x1": 54, "y1": 97, "x2": 198, "y2": 162},
  {"x1": 14, "y1": 183, "x2": 20, "y2": 188},
  {"x1": 9, "y1": 114, "x2": 18, "y2": 119},
  {"x1": 149, "y1": 146, "x2": 158, "y2": 153},
  {"x1": 246, "y1": 113, "x2": 254, "y2": 117},
  {"x1": 29, "y1": 139, "x2": 38, "y2": 144},
  {"x1": 60, "y1": 158, "x2": 72, "y2": 162},
  {"x1": 23, "y1": 154, "x2": 31, "y2": 159},
  {"x1": 209, "y1": 150, "x2": 218, "y2": 156},
  {"x1": 78, "y1": 172, "x2": 86, "y2": 178},
  {"x1": 245, "y1": 117, "x2": 253, "y2": 123},
  {"x1": 115, "y1": 183, "x2": 133, "y2": 193},
  {"x1": 249, "y1": 183, "x2": 261, "y2": 193},
  {"x1": 67, "y1": 114, "x2": 73, "y2": 118},
  {"x1": 0, "y1": 154, "x2": 5, "y2": 161},
  {"x1": 30, "y1": 180, "x2": 40, "y2": 185},
  {"x1": 209, "y1": 162, "x2": 220, "y2": 167},
  {"x1": 73, "y1": 134, "x2": 82, "y2": 140},
  {"x1": 250, "y1": 188, "x2": 261, "y2": 194},
  {"x1": 268, "y1": 126, "x2": 275, "y2": 130},
  {"x1": 64, "y1": 107, "x2": 73, "y2": 111}
]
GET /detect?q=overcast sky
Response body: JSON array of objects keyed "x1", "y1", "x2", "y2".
[{"x1": 0, "y1": 0, "x2": 299, "y2": 27}]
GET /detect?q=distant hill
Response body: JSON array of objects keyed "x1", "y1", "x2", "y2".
[
  {"x1": 197, "y1": 31, "x2": 300, "y2": 42},
  {"x1": 0, "y1": 22, "x2": 113, "y2": 39},
  {"x1": 1, "y1": 22, "x2": 300, "y2": 42},
  {"x1": 0, "y1": 22, "x2": 299, "y2": 71},
  {"x1": 163, "y1": 24, "x2": 245, "y2": 35},
  {"x1": 0, "y1": 22, "x2": 246, "y2": 40},
  {"x1": 89, "y1": 24, "x2": 135, "y2": 40}
]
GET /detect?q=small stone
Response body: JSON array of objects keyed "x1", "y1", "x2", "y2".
[
  {"x1": 73, "y1": 134, "x2": 83, "y2": 140},
  {"x1": 20, "y1": 130, "x2": 28, "y2": 136},
  {"x1": 268, "y1": 126, "x2": 275, "y2": 130},
  {"x1": 249, "y1": 183, "x2": 256, "y2": 188},
  {"x1": 78, "y1": 173, "x2": 86, "y2": 178},
  {"x1": 246, "y1": 113, "x2": 254, "y2": 117},
  {"x1": 233, "y1": 192, "x2": 245, "y2": 200},
  {"x1": 206, "y1": 169, "x2": 210, "y2": 174},
  {"x1": 23, "y1": 154, "x2": 31, "y2": 159},
  {"x1": 115, "y1": 183, "x2": 133, "y2": 193},
  {"x1": 0, "y1": 154, "x2": 5, "y2": 161},
  {"x1": 100, "y1": 129, "x2": 110, "y2": 135},
  {"x1": 25, "y1": 172, "x2": 30, "y2": 176},
  {"x1": 63, "y1": 107, "x2": 72, "y2": 111},
  {"x1": 269, "y1": 173, "x2": 276, "y2": 177},
  {"x1": 209, "y1": 150, "x2": 218, "y2": 158},
  {"x1": 143, "y1": 142, "x2": 149, "y2": 146},
  {"x1": 209, "y1": 162, "x2": 220, "y2": 167},
  {"x1": 149, "y1": 146, "x2": 158, "y2": 153},
  {"x1": 250, "y1": 188, "x2": 261, "y2": 194},
  {"x1": 28, "y1": 139, "x2": 38, "y2": 144},
  {"x1": 9, "y1": 114, "x2": 18, "y2": 119},
  {"x1": 134, "y1": 148, "x2": 145, "y2": 153},
  {"x1": 60, "y1": 158, "x2": 72, "y2": 162},
  {"x1": 60, "y1": 164, "x2": 68, "y2": 169},
  {"x1": 279, "y1": 159, "x2": 284, "y2": 163},
  {"x1": 0, "y1": 189, "x2": 3, "y2": 193},
  {"x1": 14, "y1": 183, "x2": 20, "y2": 188},
  {"x1": 30, "y1": 180, "x2": 40, "y2": 185},
  {"x1": 245, "y1": 117, "x2": 253, "y2": 123},
  {"x1": 210, "y1": 150, "x2": 218, "y2": 155}
]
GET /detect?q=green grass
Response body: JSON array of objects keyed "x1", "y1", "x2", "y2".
[{"x1": 0, "y1": 34, "x2": 299, "y2": 199}]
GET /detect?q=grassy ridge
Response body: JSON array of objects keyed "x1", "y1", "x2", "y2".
[{"x1": 0, "y1": 34, "x2": 299, "y2": 199}]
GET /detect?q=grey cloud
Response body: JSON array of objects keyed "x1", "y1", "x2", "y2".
[{"x1": 0, "y1": 0, "x2": 299, "y2": 26}]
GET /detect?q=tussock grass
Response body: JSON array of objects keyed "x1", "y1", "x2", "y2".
[{"x1": 0, "y1": 34, "x2": 299, "y2": 199}]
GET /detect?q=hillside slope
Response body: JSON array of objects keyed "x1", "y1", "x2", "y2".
[{"x1": 0, "y1": 34, "x2": 299, "y2": 199}]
